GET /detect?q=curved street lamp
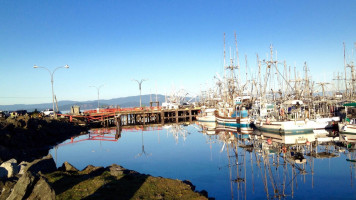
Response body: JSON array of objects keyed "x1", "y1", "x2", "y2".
[
  {"x1": 132, "y1": 79, "x2": 147, "y2": 107},
  {"x1": 33, "y1": 64, "x2": 69, "y2": 117},
  {"x1": 89, "y1": 85, "x2": 104, "y2": 111}
]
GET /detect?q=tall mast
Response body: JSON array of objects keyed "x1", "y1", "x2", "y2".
[
  {"x1": 230, "y1": 46, "x2": 234, "y2": 81},
  {"x1": 224, "y1": 33, "x2": 226, "y2": 81},
  {"x1": 263, "y1": 45, "x2": 277, "y2": 98},
  {"x1": 294, "y1": 65, "x2": 297, "y2": 95},
  {"x1": 333, "y1": 72, "x2": 343, "y2": 92},
  {"x1": 284, "y1": 61, "x2": 287, "y2": 98},
  {"x1": 317, "y1": 82, "x2": 330, "y2": 100},
  {"x1": 235, "y1": 32, "x2": 240, "y2": 94},
  {"x1": 223, "y1": 33, "x2": 227, "y2": 103},
  {"x1": 257, "y1": 54, "x2": 261, "y2": 95},
  {"x1": 304, "y1": 62, "x2": 310, "y2": 99},
  {"x1": 257, "y1": 54, "x2": 262, "y2": 113},
  {"x1": 245, "y1": 54, "x2": 248, "y2": 90},
  {"x1": 344, "y1": 42, "x2": 348, "y2": 97}
]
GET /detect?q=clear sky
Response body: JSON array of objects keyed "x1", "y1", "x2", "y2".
[{"x1": 0, "y1": 0, "x2": 355, "y2": 105}]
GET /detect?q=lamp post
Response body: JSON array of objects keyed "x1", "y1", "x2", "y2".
[
  {"x1": 90, "y1": 85, "x2": 104, "y2": 111},
  {"x1": 33, "y1": 64, "x2": 69, "y2": 118},
  {"x1": 132, "y1": 79, "x2": 147, "y2": 107}
]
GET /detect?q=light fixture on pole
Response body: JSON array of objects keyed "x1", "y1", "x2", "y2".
[
  {"x1": 132, "y1": 79, "x2": 147, "y2": 107},
  {"x1": 89, "y1": 85, "x2": 104, "y2": 111},
  {"x1": 33, "y1": 64, "x2": 69, "y2": 118}
]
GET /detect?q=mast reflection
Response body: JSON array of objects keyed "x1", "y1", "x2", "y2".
[{"x1": 196, "y1": 121, "x2": 348, "y2": 199}]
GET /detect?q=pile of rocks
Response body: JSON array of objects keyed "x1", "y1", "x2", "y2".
[
  {"x1": 0, "y1": 154, "x2": 150, "y2": 200},
  {"x1": 0, "y1": 154, "x2": 57, "y2": 200},
  {"x1": 0, "y1": 154, "x2": 210, "y2": 200}
]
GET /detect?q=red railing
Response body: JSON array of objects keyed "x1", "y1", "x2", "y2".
[
  {"x1": 83, "y1": 107, "x2": 162, "y2": 114},
  {"x1": 57, "y1": 133, "x2": 118, "y2": 146}
]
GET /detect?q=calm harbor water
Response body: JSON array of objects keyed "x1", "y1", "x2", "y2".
[{"x1": 49, "y1": 123, "x2": 356, "y2": 199}]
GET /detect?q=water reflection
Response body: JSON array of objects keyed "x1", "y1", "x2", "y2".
[
  {"x1": 340, "y1": 133, "x2": 356, "y2": 187},
  {"x1": 136, "y1": 126, "x2": 151, "y2": 158},
  {"x1": 200, "y1": 123, "x2": 312, "y2": 199},
  {"x1": 50, "y1": 123, "x2": 356, "y2": 199}
]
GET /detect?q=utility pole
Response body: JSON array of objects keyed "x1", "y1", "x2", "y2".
[{"x1": 90, "y1": 85, "x2": 104, "y2": 110}]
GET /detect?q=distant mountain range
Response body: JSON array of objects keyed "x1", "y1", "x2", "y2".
[{"x1": 0, "y1": 94, "x2": 166, "y2": 112}]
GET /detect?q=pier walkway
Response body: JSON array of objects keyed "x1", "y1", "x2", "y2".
[{"x1": 59, "y1": 106, "x2": 200, "y2": 127}]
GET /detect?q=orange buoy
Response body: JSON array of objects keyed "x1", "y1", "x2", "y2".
[
  {"x1": 282, "y1": 146, "x2": 287, "y2": 153},
  {"x1": 280, "y1": 108, "x2": 285, "y2": 116}
]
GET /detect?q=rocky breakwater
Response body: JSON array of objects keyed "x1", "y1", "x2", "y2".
[
  {"x1": 0, "y1": 154, "x2": 57, "y2": 199},
  {"x1": 0, "y1": 116, "x2": 88, "y2": 163},
  {"x1": 0, "y1": 155, "x2": 209, "y2": 200}
]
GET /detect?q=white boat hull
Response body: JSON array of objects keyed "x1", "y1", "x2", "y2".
[
  {"x1": 196, "y1": 115, "x2": 216, "y2": 122},
  {"x1": 309, "y1": 117, "x2": 340, "y2": 129},
  {"x1": 196, "y1": 108, "x2": 216, "y2": 122},
  {"x1": 255, "y1": 120, "x2": 314, "y2": 134},
  {"x1": 216, "y1": 115, "x2": 250, "y2": 127}
]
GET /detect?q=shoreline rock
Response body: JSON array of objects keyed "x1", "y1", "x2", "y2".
[
  {"x1": 0, "y1": 159, "x2": 18, "y2": 179},
  {"x1": 0, "y1": 155, "x2": 210, "y2": 199}
]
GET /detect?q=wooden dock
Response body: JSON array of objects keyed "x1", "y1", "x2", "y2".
[{"x1": 60, "y1": 106, "x2": 200, "y2": 127}]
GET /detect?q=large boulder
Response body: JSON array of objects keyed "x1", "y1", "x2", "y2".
[
  {"x1": 58, "y1": 161, "x2": 78, "y2": 172},
  {"x1": 0, "y1": 158, "x2": 18, "y2": 178},
  {"x1": 107, "y1": 164, "x2": 125, "y2": 176},
  {"x1": 82, "y1": 165, "x2": 105, "y2": 176},
  {"x1": 0, "y1": 179, "x2": 17, "y2": 200},
  {"x1": 6, "y1": 171, "x2": 36, "y2": 200},
  {"x1": 6, "y1": 171, "x2": 55, "y2": 200},
  {"x1": 27, "y1": 175, "x2": 55, "y2": 200},
  {"x1": 25, "y1": 154, "x2": 56, "y2": 174},
  {"x1": 105, "y1": 164, "x2": 140, "y2": 177},
  {"x1": 18, "y1": 161, "x2": 29, "y2": 175}
]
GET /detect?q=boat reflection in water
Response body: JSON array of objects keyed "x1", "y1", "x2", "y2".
[
  {"x1": 51, "y1": 122, "x2": 356, "y2": 200},
  {"x1": 339, "y1": 132, "x2": 356, "y2": 186},
  {"x1": 208, "y1": 125, "x2": 314, "y2": 199},
  {"x1": 197, "y1": 122, "x2": 355, "y2": 199}
]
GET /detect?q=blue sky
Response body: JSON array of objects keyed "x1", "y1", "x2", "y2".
[{"x1": 0, "y1": 0, "x2": 355, "y2": 105}]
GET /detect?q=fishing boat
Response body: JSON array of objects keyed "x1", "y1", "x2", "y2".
[
  {"x1": 254, "y1": 100, "x2": 314, "y2": 134},
  {"x1": 338, "y1": 103, "x2": 356, "y2": 135},
  {"x1": 309, "y1": 116, "x2": 340, "y2": 130},
  {"x1": 255, "y1": 120, "x2": 314, "y2": 134},
  {"x1": 215, "y1": 104, "x2": 250, "y2": 127},
  {"x1": 196, "y1": 108, "x2": 216, "y2": 122},
  {"x1": 339, "y1": 121, "x2": 356, "y2": 136}
]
